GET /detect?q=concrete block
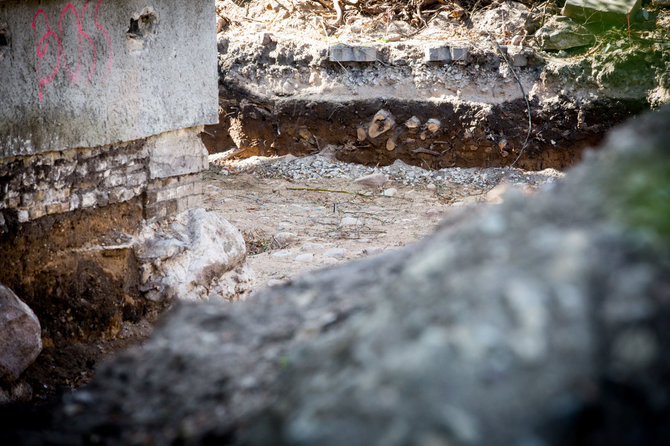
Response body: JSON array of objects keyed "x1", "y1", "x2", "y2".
[
  {"x1": 562, "y1": 0, "x2": 641, "y2": 24},
  {"x1": 424, "y1": 46, "x2": 451, "y2": 63},
  {"x1": 28, "y1": 206, "x2": 46, "y2": 220},
  {"x1": 329, "y1": 45, "x2": 376, "y2": 63},
  {"x1": 0, "y1": 0, "x2": 218, "y2": 157},
  {"x1": 450, "y1": 46, "x2": 470, "y2": 63}
]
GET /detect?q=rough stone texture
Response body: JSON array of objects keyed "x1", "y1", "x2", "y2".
[
  {"x1": 0, "y1": 284, "x2": 41, "y2": 383},
  {"x1": 562, "y1": 0, "x2": 642, "y2": 24},
  {"x1": 0, "y1": 0, "x2": 217, "y2": 157},
  {"x1": 0, "y1": 126, "x2": 207, "y2": 228},
  {"x1": 147, "y1": 127, "x2": 209, "y2": 180},
  {"x1": 135, "y1": 208, "x2": 250, "y2": 302},
  {"x1": 4, "y1": 108, "x2": 669, "y2": 445},
  {"x1": 535, "y1": 16, "x2": 595, "y2": 50}
]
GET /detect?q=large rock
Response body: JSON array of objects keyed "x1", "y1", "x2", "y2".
[
  {"x1": 535, "y1": 16, "x2": 595, "y2": 50},
  {"x1": 2, "y1": 108, "x2": 670, "y2": 445},
  {"x1": 0, "y1": 285, "x2": 42, "y2": 383},
  {"x1": 134, "y1": 208, "x2": 250, "y2": 302}
]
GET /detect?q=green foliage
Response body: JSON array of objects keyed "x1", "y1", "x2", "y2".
[{"x1": 607, "y1": 154, "x2": 670, "y2": 243}]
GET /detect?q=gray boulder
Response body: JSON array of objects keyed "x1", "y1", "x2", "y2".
[
  {"x1": 535, "y1": 16, "x2": 596, "y2": 50},
  {"x1": 0, "y1": 285, "x2": 42, "y2": 383},
  {"x1": 2, "y1": 108, "x2": 670, "y2": 446}
]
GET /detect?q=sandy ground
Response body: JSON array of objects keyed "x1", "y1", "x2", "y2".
[{"x1": 203, "y1": 154, "x2": 563, "y2": 293}]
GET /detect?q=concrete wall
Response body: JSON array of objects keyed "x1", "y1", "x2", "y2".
[{"x1": 0, "y1": 0, "x2": 218, "y2": 157}]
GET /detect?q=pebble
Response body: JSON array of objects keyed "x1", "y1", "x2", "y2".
[
  {"x1": 295, "y1": 253, "x2": 314, "y2": 263},
  {"x1": 267, "y1": 278, "x2": 289, "y2": 287},
  {"x1": 362, "y1": 246, "x2": 383, "y2": 256},
  {"x1": 382, "y1": 187, "x2": 397, "y2": 197},
  {"x1": 323, "y1": 248, "x2": 348, "y2": 259},
  {"x1": 274, "y1": 232, "x2": 297, "y2": 247},
  {"x1": 271, "y1": 250, "x2": 291, "y2": 257},
  {"x1": 220, "y1": 153, "x2": 564, "y2": 190},
  {"x1": 354, "y1": 173, "x2": 388, "y2": 188},
  {"x1": 300, "y1": 242, "x2": 325, "y2": 251}
]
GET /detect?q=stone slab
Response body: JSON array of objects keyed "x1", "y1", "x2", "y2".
[
  {"x1": 0, "y1": 0, "x2": 218, "y2": 157},
  {"x1": 450, "y1": 46, "x2": 470, "y2": 63},
  {"x1": 329, "y1": 44, "x2": 376, "y2": 63},
  {"x1": 562, "y1": 0, "x2": 642, "y2": 23},
  {"x1": 424, "y1": 46, "x2": 451, "y2": 63}
]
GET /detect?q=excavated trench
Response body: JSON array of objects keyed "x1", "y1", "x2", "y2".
[
  {"x1": 203, "y1": 82, "x2": 645, "y2": 170},
  {"x1": 201, "y1": 29, "x2": 658, "y2": 170}
]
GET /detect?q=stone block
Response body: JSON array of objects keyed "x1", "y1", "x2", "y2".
[
  {"x1": 69, "y1": 194, "x2": 81, "y2": 211},
  {"x1": 424, "y1": 46, "x2": 451, "y2": 63},
  {"x1": 28, "y1": 206, "x2": 46, "y2": 220},
  {"x1": 562, "y1": 0, "x2": 642, "y2": 24},
  {"x1": 46, "y1": 202, "x2": 70, "y2": 215},
  {"x1": 126, "y1": 172, "x2": 149, "y2": 187},
  {"x1": 81, "y1": 192, "x2": 97, "y2": 208},
  {"x1": 109, "y1": 187, "x2": 137, "y2": 204},
  {"x1": 148, "y1": 127, "x2": 208, "y2": 180},
  {"x1": 450, "y1": 46, "x2": 470, "y2": 63},
  {"x1": 329, "y1": 45, "x2": 376, "y2": 63},
  {"x1": 16, "y1": 210, "x2": 29, "y2": 223}
]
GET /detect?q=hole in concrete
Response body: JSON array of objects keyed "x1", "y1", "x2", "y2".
[
  {"x1": 127, "y1": 7, "x2": 157, "y2": 39},
  {"x1": 0, "y1": 23, "x2": 9, "y2": 47}
]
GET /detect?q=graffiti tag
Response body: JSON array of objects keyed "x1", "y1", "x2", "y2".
[{"x1": 32, "y1": 0, "x2": 113, "y2": 102}]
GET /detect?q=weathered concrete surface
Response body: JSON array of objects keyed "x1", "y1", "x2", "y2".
[
  {"x1": 0, "y1": 284, "x2": 41, "y2": 383},
  {"x1": 3, "y1": 107, "x2": 669, "y2": 445},
  {"x1": 0, "y1": 0, "x2": 217, "y2": 157}
]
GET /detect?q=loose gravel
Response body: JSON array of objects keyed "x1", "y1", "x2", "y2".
[{"x1": 214, "y1": 153, "x2": 565, "y2": 189}]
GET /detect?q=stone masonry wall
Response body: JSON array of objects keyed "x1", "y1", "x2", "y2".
[{"x1": 0, "y1": 126, "x2": 208, "y2": 231}]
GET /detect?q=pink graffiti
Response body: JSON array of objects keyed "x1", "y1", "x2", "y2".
[{"x1": 32, "y1": 0, "x2": 113, "y2": 102}]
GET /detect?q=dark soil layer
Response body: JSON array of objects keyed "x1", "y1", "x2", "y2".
[
  {"x1": 203, "y1": 82, "x2": 647, "y2": 170},
  {"x1": 0, "y1": 199, "x2": 163, "y2": 399}
]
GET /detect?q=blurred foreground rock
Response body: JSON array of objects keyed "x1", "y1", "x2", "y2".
[{"x1": 2, "y1": 107, "x2": 670, "y2": 445}]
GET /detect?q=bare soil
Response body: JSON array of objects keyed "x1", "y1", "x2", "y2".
[{"x1": 202, "y1": 155, "x2": 563, "y2": 292}]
